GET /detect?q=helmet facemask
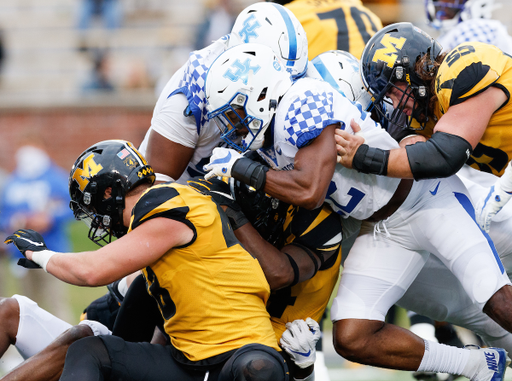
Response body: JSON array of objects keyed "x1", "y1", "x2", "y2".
[
  {"x1": 68, "y1": 140, "x2": 155, "y2": 247},
  {"x1": 209, "y1": 92, "x2": 266, "y2": 152},
  {"x1": 361, "y1": 23, "x2": 442, "y2": 131},
  {"x1": 70, "y1": 179, "x2": 127, "y2": 247},
  {"x1": 425, "y1": 0, "x2": 467, "y2": 30}
]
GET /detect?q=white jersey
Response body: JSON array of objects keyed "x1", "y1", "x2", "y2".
[
  {"x1": 139, "y1": 37, "x2": 229, "y2": 184},
  {"x1": 438, "y1": 18, "x2": 512, "y2": 54},
  {"x1": 258, "y1": 78, "x2": 400, "y2": 220}
]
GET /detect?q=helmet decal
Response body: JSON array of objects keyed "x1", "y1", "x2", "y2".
[
  {"x1": 271, "y1": 3, "x2": 298, "y2": 66},
  {"x1": 72, "y1": 153, "x2": 103, "y2": 192},
  {"x1": 372, "y1": 35, "x2": 407, "y2": 68},
  {"x1": 238, "y1": 14, "x2": 261, "y2": 43},
  {"x1": 223, "y1": 59, "x2": 261, "y2": 85}
]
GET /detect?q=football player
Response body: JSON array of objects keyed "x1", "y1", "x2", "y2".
[
  {"x1": 5, "y1": 139, "x2": 310, "y2": 381},
  {"x1": 203, "y1": 42, "x2": 512, "y2": 380},
  {"x1": 425, "y1": 0, "x2": 512, "y2": 54},
  {"x1": 335, "y1": 22, "x2": 512, "y2": 233},
  {"x1": 138, "y1": 1, "x2": 309, "y2": 185},
  {"x1": 0, "y1": 149, "x2": 342, "y2": 381},
  {"x1": 267, "y1": 0, "x2": 383, "y2": 59}
]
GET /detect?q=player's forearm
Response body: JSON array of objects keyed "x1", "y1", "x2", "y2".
[
  {"x1": 264, "y1": 169, "x2": 329, "y2": 210},
  {"x1": 386, "y1": 148, "x2": 414, "y2": 178},
  {"x1": 44, "y1": 251, "x2": 117, "y2": 287},
  {"x1": 234, "y1": 224, "x2": 294, "y2": 289}
]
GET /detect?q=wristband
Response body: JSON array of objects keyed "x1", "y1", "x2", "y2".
[
  {"x1": 31, "y1": 250, "x2": 57, "y2": 272},
  {"x1": 352, "y1": 144, "x2": 390, "y2": 175},
  {"x1": 231, "y1": 158, "x2": 269, "y2": 191}
]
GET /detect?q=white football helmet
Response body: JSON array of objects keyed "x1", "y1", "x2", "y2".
[
  {"x1": 311, "y1": 50, "x2": 372, "y2": 111},
  {"x1": 205, "y1": 43, "x2": 293, "y2": 152},
  {"x1": 229, "y1": 2, "x2": 308, "y2": 80},
  {"x1": 425, "y1": 0, "x2": 500, "y2": 30}
]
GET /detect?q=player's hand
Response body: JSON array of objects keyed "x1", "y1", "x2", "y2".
[
  {"x1": 280, "y1": 317, "x2": 321, "y2": 369},
  {"x1": 79, "y1": 320, "x2": 112, "y2": 336},
  {"x1": 475, "y1": 182, "x2": 512, "y2": 233},
  {"x1": 335, "y1": 119, "x2": 365, "y2": 167},
  {"x1": 203, "y1": 147, "x2": 243, "y2": 180},
  {"x1": 188, "y1": 177, "x2": 249, "y2": 230},
  {"x1": 4, "y1": 229, "x2": 48, "y2": 269}
]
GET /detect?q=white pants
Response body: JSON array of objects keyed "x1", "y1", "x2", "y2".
[
  {"x1": 331, "y1": 176, "x2": 511, "y2": 323},
  {"x1": 13, "y1": 295, "x2": 71, "y2": 359}
]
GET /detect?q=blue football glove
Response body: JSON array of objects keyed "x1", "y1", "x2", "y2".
[
  {"x1": 280, "y1": 318, "x2": 321, "y2": 369},
  {"x1": 4, "y1": 229, "x2": 48, "y2": 269},
  {"x1": 475, "y1": 182, "x2": 512, "y2": 233},
  {"x1": 203, "y1": 147, "x2": 243, "y2": 180}
]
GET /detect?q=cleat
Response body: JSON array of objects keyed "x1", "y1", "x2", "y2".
[{"x1": 470, "y1": 347, "x2": 510, "y2": 381}]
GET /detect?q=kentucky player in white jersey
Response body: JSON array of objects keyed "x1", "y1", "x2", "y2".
[
  {"x1": 204, "y1": 43, "x2": 512, "y2": 380},
  {"x1": 138, "y1": 1, "x2": 309, "y2": 185},
  {"x1": 425, "y1": 0, "x2": 512, "y2": 54}
]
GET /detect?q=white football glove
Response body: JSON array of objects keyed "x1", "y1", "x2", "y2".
[
  {"x1": 203, "y1": 147, "x2": 243, "y2": 180},
  {"x1": 280, "y1": 318, "x2": 321, "y2": 369},
  {"x1": 79, "y1": 320, "x2": 112, "y2": 336},
  {"x1": 475, "y1": 181, "x2": 512, "y2": 233}
]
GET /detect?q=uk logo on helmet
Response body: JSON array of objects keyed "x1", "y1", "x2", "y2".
[
  {"x1": 223, "y1": 59, "x2": 261, "y2": 85},
  {"x1": 238, "y1": 14, "x2": 261, "y2": 43}
]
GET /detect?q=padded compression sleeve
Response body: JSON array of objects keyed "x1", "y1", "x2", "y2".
[{"x1": 405, "y1": 131, "x2": 473, "y2": 180}]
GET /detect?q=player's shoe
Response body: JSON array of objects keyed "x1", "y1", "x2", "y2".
[{"x1": 469, "y1": 346, "x2": 510, "y2": 381}]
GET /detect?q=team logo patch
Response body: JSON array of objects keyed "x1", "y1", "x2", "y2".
[
  {"x1": 223, "y1": 59, "x2": 261, "y2": 85},
  {"x1": 372, "y1": 34, "x2": 407, "y2": 68},
  {"x1": 238, "y1": 14, "x2": 261, "y2": 43}
]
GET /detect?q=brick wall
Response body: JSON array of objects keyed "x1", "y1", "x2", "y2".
[{"x1": 0, "y1": 107, "x2": 153, "y2": 174}]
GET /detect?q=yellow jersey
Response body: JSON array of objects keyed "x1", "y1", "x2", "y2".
[
  {"x1": 267, "y1": 203, "x2": 342, "y2": 340},
  {"x1": 285, "y1": 0, "x2": 382, "y2": 59},
  {"x1": 435, "y1": 42, "x2": 512, "y2": 176},
  {"x1": 131, "y1": 183, "x2": 279, "y2": 362}
]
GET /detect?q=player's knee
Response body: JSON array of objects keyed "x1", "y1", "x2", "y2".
[
  {"x1": 66, "y1": 336, "x2": 110, "y2": 369},
  {"x1": 0, "y1": 297, "x2": 20, "y2": 343},
  {"x1": 333, "y1": 319, "x2": 376, "y2": 361},
  {"x1": 57, "y1": 324, "x2": 95, "y2": 346},
  {"x1": 220, "y1": 347, "x2": 287, "y2": 381}
]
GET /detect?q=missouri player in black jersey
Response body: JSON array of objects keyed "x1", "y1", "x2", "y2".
[
  {"x1": 268, "y1": 0, "x2": 382, "y2": 59},
  {"x1": 5, "y1": 140, "x2": 296, "y2": 381}
]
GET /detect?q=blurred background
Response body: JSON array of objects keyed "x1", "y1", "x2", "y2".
[{"x1": 0, "y1": 0, "x2": 510, "y2": 379}]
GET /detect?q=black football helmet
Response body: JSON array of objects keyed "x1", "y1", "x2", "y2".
[
  {"x1": 69, "y1": 140, "x2": 155, "y2": 246},
  {"x1": 360, "y1": 22, "x2": 443, "y2": 130}
]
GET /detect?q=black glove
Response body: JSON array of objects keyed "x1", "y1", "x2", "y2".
[
  {"x1": 188, "y1": 177, "x2": 249, "y2": 230},
  {"x1": 4, "y1": 229, "x2": 48, "y2": 269}
]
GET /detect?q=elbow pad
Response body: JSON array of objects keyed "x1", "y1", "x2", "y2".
[{"x1": 405, "y1": 132, "x2": 473, "y2": 180}]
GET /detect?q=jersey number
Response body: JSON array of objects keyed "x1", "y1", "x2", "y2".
[
  {"x1": 445, "y1": 45, "x2": 476, "y2": 67},
  {"x1": 317, "y1": 7, "x2": 379, "y2": 52},
  {"x1": 326, "y1": 184, "x2": 366, "y2": 217},
  {"x1": 145, "y1": 267, "x2": 176, "y2": 320},
  {"x1": 466, "y1": 143, "x2": 509, "y2": 175}
]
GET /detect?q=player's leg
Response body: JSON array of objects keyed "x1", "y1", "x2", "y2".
[
  {"x1": 60, "y1": 335, "x2": 209, "y2": 381},
  {"x1": 0, "y1": 297, "x2": 19, "y2": 357},
  {"x1": 5, "y1": 295, "x2": 72, "y2": 359},
  {"x1": 331, "y1": 224, "x2": 431, "y2": 369},
  {"x1": 2, "y1": 323, "x2": 94, "y2": 381},
  {"x1": 218, "y1": 343, "x2": 288, "y2": 381}
]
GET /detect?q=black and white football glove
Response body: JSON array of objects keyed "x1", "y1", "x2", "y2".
[
  {"x1": 4, "y1": 229, "x2": 48, "y2": 269},
  {"x1": 188, "y1": 177, "x2": 249, "y2": 230}
]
